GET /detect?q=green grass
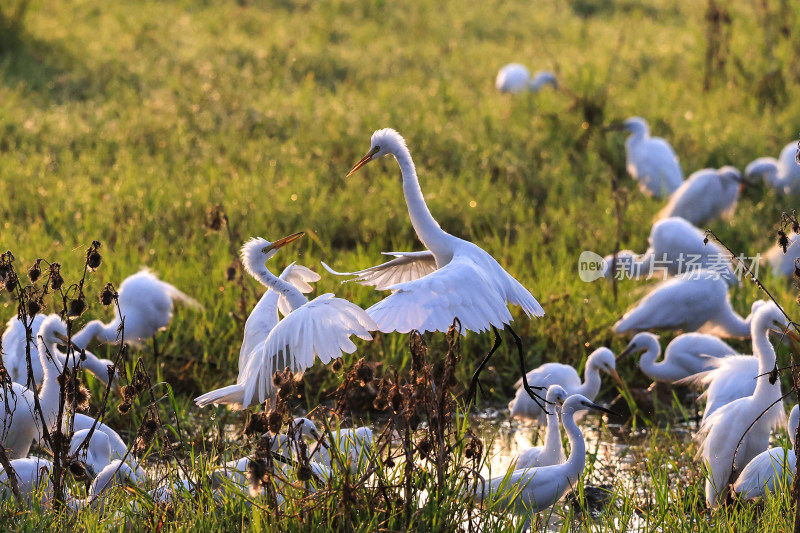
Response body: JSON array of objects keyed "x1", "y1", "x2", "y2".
[{"x1": 3, "y1": 0, "x2": 800, "y2": 529}]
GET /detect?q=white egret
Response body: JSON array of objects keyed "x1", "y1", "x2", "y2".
[
  {"x1": 618, "y1": 332, "x2": 737, "y2": 383},
  {"x1": 745, "y1": 141, "x2": 800, "y2": 194},
  {"x1": 696, "y1": 303, "x2": 789, "y2": 507},
  {"x1": 508, "y1": 348, "x2": 623, "y2": 422},
  {"x1": 603, "y1": 217, "x2": 733, "y2": 282},
  {"x1": 0, "y1": 315, "x2": 71, "y2": 458},
  {"x1": 0, "y1": 457, "x2": 54, "y2": 505},
  {"x1": 2, "y1": 314, "x2": 116, "y2": 387},
  {"x1": 514, "y1": 385, "x2": 568, "y2": 469},
  {"x1": 71, "y1": 414, "x2": 132, "y2": 465},
  {"x1": 471, "y1": 394, "x2": 616, "y2": 515},
  {"x1": 195, "y1": 233, "x2": 377, "y2": 409},
  {"x1": 495, "y1": 64, "x2": 557, "y2": 93},
  {"x1": 732, "y1": 404, "x2": 798, "y2": 500},
  {"x1": 613, "y1": 272, "x2": 767, "y2": 338},
  {"x1": 314, "y1": 426, "x2": 374, "y2": 475},
  {"x1": 69, "y1": 428, "x2": 113, "y2": 478},
  {"x1": 68, "y1": 459, "x2": 143, "y2": 512},
  {"x1": 72, "y1": 269, "x2": 201, "y2": 349},
  {"x1": 614, "y1": 116, "x2": 683, "y2": 198},
  {"x1": 656, "y1": 166, "x2": 742, "y2": 226},
  {"x1": 324, "y1": 128, "x2": 545, "y2": 406},
  {"x1": 764, "y1": 232, "x2": 800, "y2": 278}
]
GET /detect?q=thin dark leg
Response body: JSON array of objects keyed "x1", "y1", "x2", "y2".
[
  {"x1": 466, "y1": 326, "x2": 502, "y2": 407},
  {"x1": 507, "y1": 325, "x2": 549, "y2": 414},
  {"x1": 152, "y1": 335, "x2": 159, "y2": 374}
]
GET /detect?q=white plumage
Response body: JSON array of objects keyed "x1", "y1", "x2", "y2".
[
  {"x1": 620, "y1": 332, "x2": 737, "y2": 383},
  {"x1": 613, "y1": 272, "x2": 767, "y2": 338},
  {"x1": 195, "y1": 234, "x2": 377, "y2": 409},
  {"x1": 656, "y1": 166, "x2": 742, "y2": 226},
  {"x1": 745, "y1": 141, "x2": 800, "y2": 195},
  {"x1": 327, "y1": 129, "x2": 543, "y2": 336},
  {"x1": 603, "y1": 217, "x2": 733, "y2": 282},
  {"x1": 495, "y1": 64, "x2": 557, "y2": 93},
  {"x1": 508, "y1": 348, "x2": 622, "y2": 422},
  {"x1": 619, "y1": 116, "x2": 683, "y2": 198},
  {"x1": 0, "y1": 457, "x2": 54, "y2": 505},
  {"x1": 764, "y1": 232, "x2": 800, "y2": 278},
  {"x1": 72, "y1": 269, "x2": 201, "y2": 348},
  {"x1": 695, "y1": 303, "x2": 788, "y2": 507},
  {"x1": 513, "y1": 385, "x2": 568, "y2": 470}
]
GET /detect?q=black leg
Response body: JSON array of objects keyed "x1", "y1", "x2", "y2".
[
  {"x1": 507, "y1": 325, "x2": 549, "y2": 414},
  {"x1": 466, "y1": 326, "x2": 502, "y2": 407}
]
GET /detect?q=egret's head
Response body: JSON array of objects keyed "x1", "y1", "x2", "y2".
[
  {"x1": 587, "y1": 347, "x2": 625, "y2": 388},
  {"x1": 622, "y1": 116, "x2": 649, "y2": 136},
  {"x1": 545, "y1": 384, "x2": 568, "y2": 407},
  {"x1": 718, "y1": 166, "x2": 742, "y2": 184},
  {"x1": 240, "y1": 233, "x2": 304, "y2": 276},
  {"x1": 347, "y1": 129, "x2": 408, "y2": 176},
  {"x1": 40, "y1": 314, "x2": 69, "y2": 346},
  {"x1": 744, "y1": 157, "x2": 779, "y2": 184},
  {"x1": 293, "y1": 417, "x2": 322, "y2": 441},
  {"x1": 618, "y1": 332, "x2": 660, "y2": 360}
]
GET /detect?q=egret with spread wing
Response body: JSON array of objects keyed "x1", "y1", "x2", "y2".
[
  {"x1": 324, "y1": 129, "x2": 545, "y2": 408},
  {"x1": 195, "y1": 233, "x2": 377, "y2": 409}
]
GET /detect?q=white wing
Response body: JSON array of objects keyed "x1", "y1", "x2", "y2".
[
  {"x1": 657, "y1": 170, "x2": 719, "y2": 224},
  {"x1": 239, "y1": 263, "x2": 320, "y2": 373},
  {"x1": 239, "y1": 294, "x2": 377, "y2": 407},
  {"x1": 321, "y1": 251, "x2": 437, "y2": 291},
  {"x1": 366, "y1": 255, "x2": 514, "y2": 334}
]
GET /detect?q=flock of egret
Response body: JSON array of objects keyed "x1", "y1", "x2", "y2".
[{"x1": 1, "y1": 86, "x2": 799, "y2": 523}]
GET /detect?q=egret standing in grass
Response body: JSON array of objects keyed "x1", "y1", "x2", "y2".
[
  {"x1": 613, "y1": 272, "x2": 767, "y2": 338},
  {"x1": 72, "y1": 269, "x2": 201, "y2": 370},
  {"x1": 471, "y1": 394, "x2": 617, "y2": 516},
  {"x1": 324, "y1": 129, "x2": 545, "y2": 407},
  {"x1": 764, "y1": 232, "x2": 800, "y2": 278},
  {"x1": 618, "y1": 332, "x2": 738, "y2": 383},
  {"x1": 745, "y1": 141, "x2": 800, "y2": 195},
  {"x1": 495, "y1": 64, "x2": 557, "y2": 93},
  {"x1": 612, "y1": 116, "x2": 683, "y2": 198},
  {"x1": 508, "y1": 348, "x2": 623, "y2": 422},
  {"x1": 696, "y1": 303, "x2": 790, "y2": 507},
  {"x1": 195, "y1": 234, "x2": 377, "y2": 409},
  {"x1": 603, "y1": 217, "x2": 733, "y2": 282},
  {"x1": 657, "y1": 166, "x2": 742, "y2": 225}
]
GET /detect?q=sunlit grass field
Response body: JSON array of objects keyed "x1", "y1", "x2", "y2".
[{"x1": 3, "y1": 0, "x2": 800, "y2": 529}]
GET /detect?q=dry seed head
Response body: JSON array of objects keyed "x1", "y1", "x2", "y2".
[
  {"x1": 267, "y1": 410, "x2": 284, "y2": 434},
  {"x1": 245, "y1": 412, "x2": 269, "y2": 436},
  {"x1": 28, "y1": 260, "x2": 42, "y2": 283},
  {"x1": 779, "y1": 230, "x2": 789, "y2": 254},
  {"x1": 99, "y1": 283, "x2": 117, "y2": 306},
  {"x1": 225, "y1": 264, "x2": 237, "y2": 282},
  {"x1": 332, "y1": 359, "x2": 343, "y2": 372},
  {"x1": 68, "y1": 297, "x2": 86, "y2": 319},
  {"x1": 296, "y1": 464, "x2": 312, "y2": 482},
  {"x1": 356, "y1": 362, "x2": 374, "y2": 384},
  {"x1": 118, "y1": 402, "x2": 131, "y2": 415},
  {"x1": 49, "y1": 264, "x2": 64, "y2": 291},
  {"x1": 121, "y1": 384, "x2": 137, "y2": 402}
]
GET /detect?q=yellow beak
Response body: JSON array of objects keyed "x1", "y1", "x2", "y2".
[
  {"x1": 609, "y1": 368, "x2": 625, "y2": 389},
  {"x1": 262, "y1": 232, "x2": 305, "y2": 254},
  {"x1": 346, "y1": 146, "x2": 380, "y2": 177}
]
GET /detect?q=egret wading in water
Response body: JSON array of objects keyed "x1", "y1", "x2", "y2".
[
  {"x1": 71, "y1": 269, "x2": 202, "y2": 367},
  {"x1": 733, "y1": 404, "x2": 799, "y2": 500},
  {"x1": 508, "y1": 347, "x2": 623, "y2": 422},
  {"x1": 613, "y1": 272, "x2": 767, "y2": 338},
  {"x1": 324, "y1": 129, "x2": 545, "y2": 408},
  {"x1": 602, "y1": 217, "x2": 733, "y2": 283},
  {"x1": 656, "y1": 167, "x2": 742, "y2": 226},
  {"x1": 195, "y1": 233, "x2": 377, "y2": 409},
  {"x1": 470, "y1": 395, "x2": 617, "y2": 516},
  {"x1": 513, "y1": 385, "x2": 568, "y2": 469},
  {"x1": 495, "y1": 64, "x2": 557, "y2": 93},
  {"x1": 745, "y1": 141, "x2": 800, "y2": 195},
  {"x1": 696, "y1": 303, "x2": 791, "y2": 507},
  {"x1": 610, "y1": 116, "x2": 683, "y2": 198},
  {"x1": 618, "y1": 332, "x2": 737, "y2": 384}
]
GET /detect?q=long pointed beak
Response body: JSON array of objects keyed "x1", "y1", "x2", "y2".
[
  {"x1": 616, "y1": 344, "x2": 636, "y2": 360},
  {"x1": 54, "y1": 331, "x2": 70, "y2": 344},
  {"x1": 587, "y1": 401, "x2": 621, "y2": 417},
  {"x1": 346, "y1": 147, "x2": 380, "y2": 177},
  {"x1": 608, "y1": 369, "x2": 625, "y2": 389},
  {"x1": 262, "y1": 232, "x2": 305, "y2": 254}
]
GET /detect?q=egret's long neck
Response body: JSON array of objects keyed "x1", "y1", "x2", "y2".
[
  {"x1": 72, "y1": 320, "x2": 119, "y2": 348},
  {"x1": 752, "y1": 320, "x2": 778, "y2": 398},
  {"x1": 542, "y1": 408, "x2": 564, "y2": 462},
  {"x1": 562, "y1": 409, "x2": 586, "y2": 481},
  {"x1": 394, "y1": 148, "x2": 452, "y2": 258},
  {"x1": 577, "y1": 365, "x2": 602, "y2": 400},
  {"x1": 638, "y1": 342, "x2": 662, "y2": 379},
  {"x1": 36, "y1": 337, "x2": 64, "y2": 433},
  {"x1": 714, "y1": 306, "x2": 752, "y2": 338},
  {"x1": 247, "y1": 263, "x2": 306, "y2": 312}
]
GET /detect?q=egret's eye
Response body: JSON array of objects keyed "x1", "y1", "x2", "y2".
[{"x1": 373, "y1": 145, "x2": 381, "y2": 152}]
